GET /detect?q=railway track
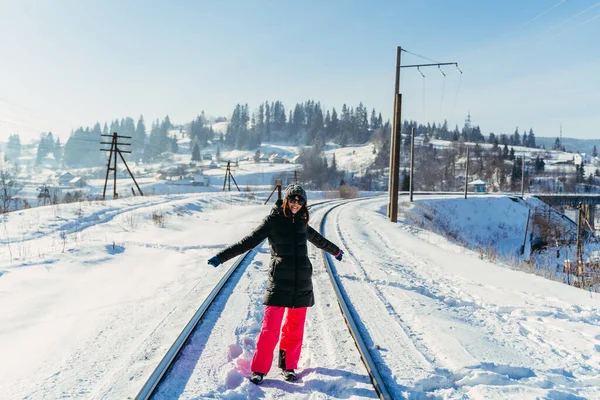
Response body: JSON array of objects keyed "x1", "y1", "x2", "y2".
[{"x1": 134, "y1": 197, "x2": 391, "y2": 400}]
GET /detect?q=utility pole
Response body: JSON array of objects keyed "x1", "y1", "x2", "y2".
[
  {"x1": 222, "y1": 161, "x2": 241, "y2": 192},
  {"x1": 387, "y1": 46, "x2": 461, "y2": 221},
  {"x1": 464, "y1": 146, "x2": 470, "y2": 199},
  {"x1": 409, "y1": 127, "x2": 415, "y2": 202},
  {"x1": 100, "y1": 132, "x2": 143, "y2": 200},
  {"x1": 265, "y1": 179, "x2": 283, "y2": 205},
  {"x1": 387, "y1": 47, "x2": 402, "y2": 221},
  {"x1": 576, "y1": 204, "x2": 583, "y2": 266},
  {"x1": 521, "y1": 156, "x2": 526, "y2": 198},
  {"x1": 520, "y1": 208, "x2": 531, "y2": 255}
]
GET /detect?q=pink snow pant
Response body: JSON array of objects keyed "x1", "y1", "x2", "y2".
[{"x1": 251, "y1": 306, "x2": 307, "y2": 374}]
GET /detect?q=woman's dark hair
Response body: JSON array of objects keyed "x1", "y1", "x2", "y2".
[{"x1": 282, "y1": 198, "x2": 309, "y2": 225}]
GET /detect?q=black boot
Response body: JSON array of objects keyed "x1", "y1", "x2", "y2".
[
  {"x1": 249, "y1": 372, "x2": 265, "y2": 385},
  {"x1": 278, "y1": 349, "x2": 286, "y2": 370},
  {"x1": 282, "y1": 369, "x2": 297, "y2": 382}
]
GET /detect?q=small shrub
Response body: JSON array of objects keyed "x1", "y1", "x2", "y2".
[
  {"x1": 152, "y1": 210, "x2": 167, "y2": 227},
  {"x1": 122, "y1": 212, "x2": 139, "y2": 230},
  {"x1": 339, "y1": 185, "x2": 359, "y2": 199}
]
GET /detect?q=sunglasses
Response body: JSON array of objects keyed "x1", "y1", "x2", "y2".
[{"x1": 287, "y1": 197, "x2": 305, "y2": 206}]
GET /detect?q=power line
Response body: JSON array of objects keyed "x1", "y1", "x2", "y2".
[
  {"x1": 402, "y1": 49, "x2": 441, "y2": 64},
  {"x1": 553, "y1": 11, "x2": 600, "y2": 37},
  {"x1": 521, "y1": 0, "x2": 568, "y2": 26},
  {"x1": 547, "y1": 0, "x2": 600, "y2": 31}
]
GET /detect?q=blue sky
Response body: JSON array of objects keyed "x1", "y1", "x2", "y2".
[{"x1": 0, "y1": 0, "x2": 599, "y2": 143}]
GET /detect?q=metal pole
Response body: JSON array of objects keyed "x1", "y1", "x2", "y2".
[
  {"x1": 222, "y1": 161, "x2": 229, "y2": 191},
  {"x1": 117, "y1": 150, "x2": 144, "y2": 196},
  {"x1": 464, "y1": 145, "x2": 469, "y2": 200},
  {"x1": 409, "y1": 127, "x2": 415, "y2": 202},
  {"x1": 277, "y1": 179, "x2": 282, "y2": 201},
  {"x1": 520, "y1": 208, "x2": 531, "y2": 255},
  {"x1": 521, "y1": 156, "x2": 525, "y2": 198},
  {"x1": 113, "y1": 133, "x2": 118, "y2": 199},
  {"x1": 576, "y1": 204, "x2": 583, "y2": 265},
  {"x1": 388, "y1": 46, "x2": 402, "y2": 222},
  {"x1": 102, "y1": 138, "x2": 114, "y2": 200}
]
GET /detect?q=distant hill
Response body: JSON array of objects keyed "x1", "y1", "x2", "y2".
[{"x1": 536, "y1": 137, "x2": 600, "y2": 154}]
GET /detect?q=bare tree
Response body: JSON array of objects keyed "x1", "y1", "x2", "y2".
[
  {"x1": 0, "y1": 161, "x2": 20, "y2": 214},
  {"x1": 0, "y1": 161, "x2": 17, "y2": 213}
]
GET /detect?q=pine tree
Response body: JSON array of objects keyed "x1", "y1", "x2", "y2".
[
  {"x1": 6, "y1": 134, "x2": 21, "y2": 160},
  {"x1": 502, "y1": 144, "x2": 509, "y2": 159},
  {"x1": 54, "y1": 137, "x2": 62, "y2": 164},
  {"x1": 593, "y1": 145, "x2": 598, "y2": 157},
  {"x1": 554, "y1": 137, "x2": 561, "y2": 151},
  {"x1": 401, "y1": 169, "x2": 410, "y2": 191},
  {"x1": 264, "y1": 101, "x2": 271, "y2": 141},
  {"x1": 370, "y1": 108, "x2": 378, "y2": 130},
  {"x1": 328, "y1": 108, "x2": 340, "y2": 140},
  {"x1": 191, "y1": 143, "x2": 201, "y2": 161},
  {"x1": 512, "y1": 128, "x2": 520, "y2": 146}
]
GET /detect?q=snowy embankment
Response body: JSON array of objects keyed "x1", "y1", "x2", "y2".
[
  {"x1": 329, "y1": 197, "x2": 600, "y2": 399},
  {"x1": 1, "y1": 193, "x2": 599, "y2": 399}
]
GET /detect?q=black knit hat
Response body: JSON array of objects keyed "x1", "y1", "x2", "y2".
[{"x1": 284, "y1": 184, "x2": 307, "y2": 202}]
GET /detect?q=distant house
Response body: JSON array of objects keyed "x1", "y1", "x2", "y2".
[
  {"x1": 192, "y1": 174, "x2": 210, "y2": 186},
  {"x1": 202, "y1": 153, "x2": 213, "y2": 161},
  {"x1": 290, "y1": 155, "x2": 301, "y2": 164},
  {"x1": 468, "y1": 179, "x2": 488, "y2": 193},
  {"x1": 58, "y1": 172, "x2": 74, "y2": 185},
  {"x1": 69, "y1": 177, "x2": 87, "y2": 188},
  {"x1": 268, "y1": 154, "x2": 285, "y2": 163}
]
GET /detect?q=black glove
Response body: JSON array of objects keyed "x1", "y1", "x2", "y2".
[
  {"x1": 275, "y1": 198, "x2": 283, "y2": 207},
  {"x1": 334, "y1": 250, "x2": 344, "y2": 261},
  {"x1": 208, "y1": 256, "x2": 221, "y2": 267}
]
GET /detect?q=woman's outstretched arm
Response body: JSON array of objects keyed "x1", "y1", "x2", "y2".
[
  {"x1": 215, "y1": 215, "x2": 272, "y2": 264},
  {"x1": 307, "y1": 226, "x2": 340, "y2": 256}
]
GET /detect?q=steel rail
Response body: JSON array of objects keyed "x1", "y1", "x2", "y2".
[
  {"x1": 134, "y1": 248, "x2": 257, "y2": 400},
  {"x1": 135, "y1": 197, "x2": 380, "y2": 399},
  {"x1": 317, "y1": 198, "x2": 393, "y2": 400}
]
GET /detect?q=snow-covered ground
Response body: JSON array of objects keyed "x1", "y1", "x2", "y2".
[{"x1": 1, "y1": 192, "x2": 600, "y2": 399}]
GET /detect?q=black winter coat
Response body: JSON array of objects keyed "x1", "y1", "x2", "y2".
[{"x1": 216, "y1": 206, "x2": 340, "y2": 308}]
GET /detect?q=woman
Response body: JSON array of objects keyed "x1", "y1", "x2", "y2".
[{"x1": 207, "y1": 184, "x2": 343, "y2": 384}]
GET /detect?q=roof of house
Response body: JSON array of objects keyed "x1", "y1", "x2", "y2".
[{"x1": 468, "y1": 179, "x2": 488, "y2": 185}]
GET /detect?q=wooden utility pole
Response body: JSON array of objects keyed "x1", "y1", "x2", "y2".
[
  {"x1": 576, "y1": 204, "x2": 583, "y2": 266},
  {"x1": 387, "y1": 46, "x2": 461, "y2": 221},
  {"x1": 520, "y1": 208, "x2": 531, "y2": 255},
  {"x1": 222, "y1": 161, "x2": 241, "y2": 192},
  {"x1": 101, "y1": 132, "x2": 143, "y2": 200},
  {"x1": 388, "y1": 46, "x2": 402, "y2": 222},
  {"x1": 265, "y1": 179, "x2": 283, "y2": 205},
  {"x1": 409, "y1": 127, "x2": 415, "y2": 202},
  {"x1": 464, "y1": 146, "x2": 470, "y2": 199},
  {"x1": 521, "y1": 156, "x2": 526, "y2": 198}
]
